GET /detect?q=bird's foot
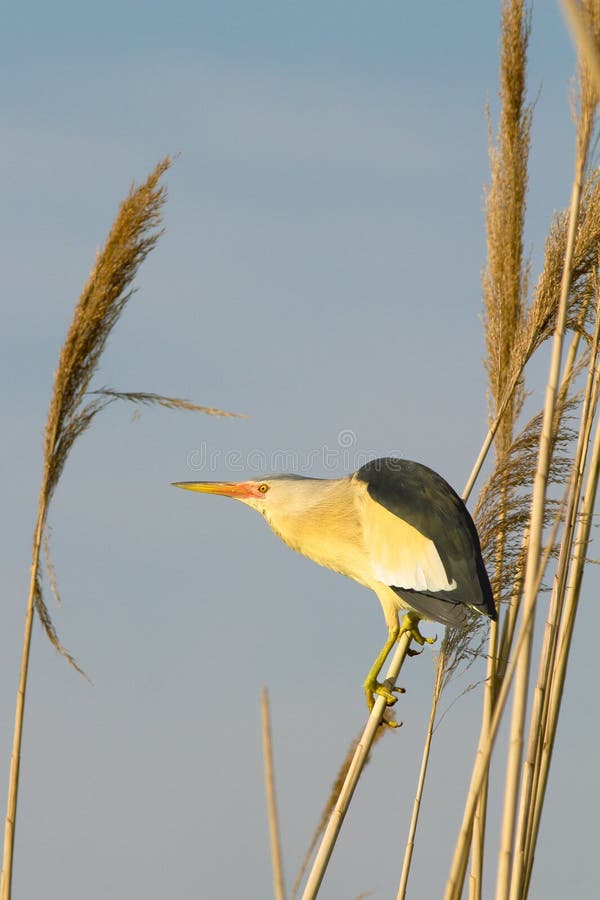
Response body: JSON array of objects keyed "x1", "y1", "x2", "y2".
[
  {"x1": 364, "y1": 678, "x2": 405, "y2": 721},
  {"x1": 373, "y1": 680, "x2": 406, "y2": 705},
  {"x1": 374, "y1": 683, "x2": 404, "y2": 729},
  {"x1": 363, "y1": 623, "x2": 405, "y2": 726},
  {"x1": 400, "y1": 613, "x2": 437, "y2": 647}
]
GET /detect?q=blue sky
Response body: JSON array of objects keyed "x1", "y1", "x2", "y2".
[{"x1": 1, "y1": 2, "x2": 598, "y2": 898}]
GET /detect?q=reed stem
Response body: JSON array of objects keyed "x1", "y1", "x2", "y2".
[{"x1": 302, "y1": 632, "x2": 412, "y2": 899}]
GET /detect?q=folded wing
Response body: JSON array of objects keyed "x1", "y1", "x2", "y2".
[{"x1": 356, "y1": 459, "x2": 496, "y2": 626}]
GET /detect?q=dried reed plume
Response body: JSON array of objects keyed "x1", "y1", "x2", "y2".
[
  {"x1": 444, "y1": 3, "x2": 600, "y2": 899},
  {"x1": 292, "y1": 4, "x2": 600, "y2": 899},
  {"x1": 397, "y1": 7, "x2": 534, "y2": 893},
  {"x1": 0, "y1": 157, "x2": 238, "y2": 900}
]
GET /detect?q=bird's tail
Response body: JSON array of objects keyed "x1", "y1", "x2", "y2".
[{"x1": 391, "y1": 587, "x2": 470, "y2": 628}]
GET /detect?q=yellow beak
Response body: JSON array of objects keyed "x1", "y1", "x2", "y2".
[{"x1": 172, "y1": 481, "x2": 256, "y2": 499}]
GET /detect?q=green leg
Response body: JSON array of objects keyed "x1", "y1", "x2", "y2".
[{"x1": 364, "y1": 623, "x2": 403, "y2": 713}]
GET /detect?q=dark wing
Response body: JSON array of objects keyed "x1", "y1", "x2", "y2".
[{"x1": 357, "y1": 458, "x2": 496, "y2": 626}]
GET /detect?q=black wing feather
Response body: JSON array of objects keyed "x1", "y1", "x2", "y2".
[{"x1": 357, "y1": 458, "x2": 496, "y2": 622}]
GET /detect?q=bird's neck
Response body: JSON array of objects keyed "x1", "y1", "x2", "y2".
[{"x1": 264, "y1": 478, "x2": 371, "y2": 586}]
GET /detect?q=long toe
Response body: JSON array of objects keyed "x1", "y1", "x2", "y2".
[{"x1": 364, "y1": 678, "x2": 405, "y2": 710}]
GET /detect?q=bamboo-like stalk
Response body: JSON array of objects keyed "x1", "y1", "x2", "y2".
[
  {"x1": 261, "y1": 689, "x2": 286, "y2": 900},
  {"x1": 393, "y1": 379, "x2": 530, "y2": 900},
  {"x1": 401, "y1": 8, "x2": 599, "y2": 898},
  {"x1": 301, "y1": 631, "x2": 412, "y2": 900},
  {"x1": 445, "y1": 162, "x2": 592, "y2": 900},
  {"x1": 463, "y1": 368, "x2": 524, "y2": 502},
  {"x1": 506, "y1": 8, "x2": 600, "y2": 890},
  {"x1": 394, "y1": 417, "x2": 510, "y2": 900},
  {"x1": 443, "y1": 505, "x2": 563, "y2": 900},
  {"x1": 476, "y1": 5, "x2": 534, "y2": 895},
  {"x1": 469, "y1": 776, "x2": 488, "y2": 900},
  {"x1": 445, "y1": 306, "x2": 592, "y2": 900},
  {"x1": 521, "y1": 402, "x2": 600, "y2": 897},
  {"x1": 396, "y1": 342, "x2": 531, "y2": 900},
  {"x1": 395, "y1": 8, "x2": 599, "y2": 895},
  {"x1": 444, "y1": 618, "x2": 520, "y2": 900},
  {"x1": 0, "y1": 510, "x2": 45, "y2": 900},
  {"x1": 520, "y1": 314, "x2": 600, "y2": 893},
  {"x1": 493, "y1": 143, "x2": 582, "y2": 900},
  {"x1": 396, "y1": 422, "x2": 508, "y2": 900},
  {"x1": 494, "y1": 312, "x2": 586, "y2": 683},
  {"x1": 291, "y1": 731, "x2": 368, "y2": 900},
  {"x1": 469, "y1": 620, "x2": 498, "y2": 900},
  {"x1": 398, "y1": 330, "x2": 539, "y2": 900},
  {"x1": 503, "y1": 576, "x2": 561, "y2": 900},
  {"x1": 471, "y1": 6, "x2": 531, "y2": 883},
  {"x1": 496, "y1": 4, "x2": 599, "y2": 882},
  {"x1": 396, "y1": 658, "x2": 443, "y2": 900},
  {"x1": 508, "y1": 294, "x2": 600, "y2": 900}
]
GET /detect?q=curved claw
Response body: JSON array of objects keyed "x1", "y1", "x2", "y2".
[
  {"x1": 365, "y1": 678, "x2": 405, "y2": 715},
  {"x1": 381, "y1": 713, "x2": 403, "y2": 729},
  {"x1": 400, "y1": 613, "x2": 437, "y2": 647},
  {"x1": 374, "y1": 681, "x2": 405, "y2": 705}
]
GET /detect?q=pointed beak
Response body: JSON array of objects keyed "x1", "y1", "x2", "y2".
[{"x1": 172, "y1": 480, "x2": 258, "y2": 500}]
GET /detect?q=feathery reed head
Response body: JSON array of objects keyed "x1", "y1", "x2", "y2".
[
  {"x1": 33, "y1": 157, "x2": 240, "y2": 666},
  {"x1": 43, "y1": 157, "x2": 172, "y2": 506}
]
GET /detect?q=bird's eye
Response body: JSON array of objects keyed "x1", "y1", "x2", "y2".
[{"x1": 257, "y1": 483, "x2": 269, "y2": 494}]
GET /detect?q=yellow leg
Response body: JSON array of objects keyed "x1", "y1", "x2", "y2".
[
  {"x1": 363, "y1": 623, "x2": 404, "y2": 714},
  {"x1": 363, "y1": 614, "x2": 437, "y2": 726}
]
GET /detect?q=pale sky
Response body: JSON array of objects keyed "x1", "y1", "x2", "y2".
[{"x1": 1, "y1": 2, "x2": 598, "y2": 898}]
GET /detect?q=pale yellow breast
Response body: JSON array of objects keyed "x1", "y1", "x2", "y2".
[{"x1": 265, "y1": 479, "x2": 372, "y2": 587}]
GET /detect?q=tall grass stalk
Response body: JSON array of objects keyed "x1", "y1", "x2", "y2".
[
  {"x1": 396, "y1": 656, "x2": 444, "y2": 900},
  {"x1": 522, "y1": 312, "x2": 600, "y2": 890},
  {"x1": 496, "y1": 7, "x2": 597, "y2": 893},
  {"x1": 469, "y1": 620, "x2": 498, "y2": 900},
  {"x1": 443, "y1": 504, "x2": 565, "y2": 900},
  {"x1": 261, "y1": 689, "x2": 286, "y2": 900},
  {"x1": 476, "y1": 4, "x2": 531, "y2": 894},
  {"x1": 1, "y1": 514, "x2": 47, "y2": 900},
  {"x1": 398, "y1": 7, "x2": 533, "y2": 891},
  {"x1": 0, "y1": 158, "x2": 236, "y2": 900},
  {"x1": 301, "y1": 631, "x2": 412, "y2": 900},
  {"x1": 291, "y1": 734, "x2": 356, "y2": 899},
  {"x1": 509, "y1": 293, "x2": 600, "y2": 899},
  {"x1": 395, "y1": 413, "x2": 514, "y2": 900},
  {"x1": 563, "y1": 0, "x2": 600, "y2": 93},
  {"x1": 272, "y1": 6, "x2": 600, "y2": 898},
  {"x1": 441, "y1": 8, "x2": 600, "y2": 899},
  {"x1": 513, "y1": 11, "x2": 600, "y2": 891},
  {"x1": 521, "y1": 404, "x2": 600, "y2": 897}
]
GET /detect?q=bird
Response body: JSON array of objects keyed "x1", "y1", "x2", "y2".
[{"x1": 173, "y1": 457, "x2": 496, "y2": 717}]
